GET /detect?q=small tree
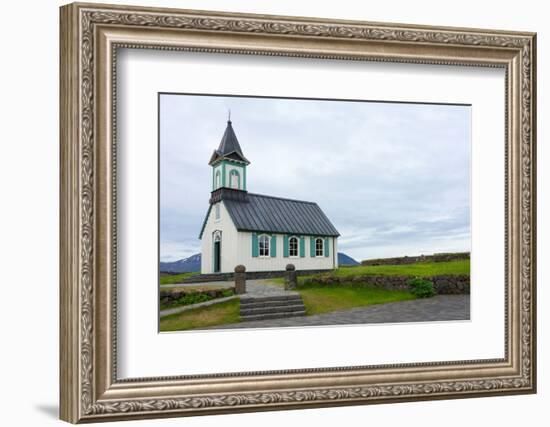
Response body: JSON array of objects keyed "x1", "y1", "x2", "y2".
[{"x1": 408, "y1": 277, "x2": 436, "y2": 298}]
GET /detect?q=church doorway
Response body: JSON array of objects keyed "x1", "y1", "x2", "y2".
[{"x1": 213, "y1": 231, "x2": 222, "y2": 273}]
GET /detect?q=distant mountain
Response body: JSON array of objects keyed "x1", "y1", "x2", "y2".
[
  {"x1": 160, "y1": 252, "x2": 358, "y2": 273},
  {"x1": 338, "y1": 252, "x2": 359, "y2": 266},
  {"x1": 160, "y1": 253, "x2": 201, "y2": 273}
]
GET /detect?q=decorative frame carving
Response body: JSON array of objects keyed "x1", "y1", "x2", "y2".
[{"x1": 60, "y1": 2, "x2": 536, "y2": 423}]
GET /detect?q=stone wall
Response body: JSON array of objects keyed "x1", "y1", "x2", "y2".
[
  {"x1": 182, "y1": 269, "x2": 332, "y2": 283},
  {"x1": 361, "y1": 252, "x2": 470, "y2": 266},
  {"x1": 304, "y1": 274, "x2": 470, "y2": 295},
  {"x1": 160, "y1": 287, "x2": 236, "y2": 306}
]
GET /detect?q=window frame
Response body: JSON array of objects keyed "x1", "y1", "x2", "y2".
[
  {"x1": 258, "y1": 234, "x2": 270, "y2": 258},
  {"x1": 289, "y1": 236, "x2": 299, "y2": 257},
  {"x1": 215, "y1": 170, "x2": 221, "y2": 189},
  {"x1": 315, "y1": 237, "x2": 324, "y2": 257}
]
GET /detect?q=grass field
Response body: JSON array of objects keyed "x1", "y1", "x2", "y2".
[
  {"x1": 271, "y1": 260, "x2": 469, "y2": 287},
  {"x1": 298, "y1": 284, "x2": 416, "y2": 315},
  {"x1": 159, "y1": 299, "x2": 240, "y2": 332},
  {"x1": 159, "y1": 272, "x2": 199, "y2": 285},
  {"x1": 159, "y1": 283, "x2": 416, "y2": 331},
  {"x1": 158, "y1": 260, "x2": 469, "y2": 331},
  {"x1": 323, "y1": 260, "x2": 469, "y2": 277}
]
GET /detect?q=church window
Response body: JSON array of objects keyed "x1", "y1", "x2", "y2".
[
  {"x1": 230, "y1": 169, "x2": 240, "y2": 189},
  {"x1": 259, "y1": 234, "x2": 270, "y2": 257},
  {"x1": 215, "y1": 204, "x2": 220, "y2": 220},
  {"x1": 215, "y1": 170, "x2": 221, "y2": 189},
  {"x1": 289, "y1": 236, "x2": 298, "y2": 257},
  {"x1": 315, "y1": 238, "x2": 324, "y2": 257}
]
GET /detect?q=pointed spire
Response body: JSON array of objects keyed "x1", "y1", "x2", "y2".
[{"x1": 208, "y1": 115, "x2": 250, "y2": 165}]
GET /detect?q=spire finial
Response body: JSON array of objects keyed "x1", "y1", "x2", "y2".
[{"x1": 227, "y1": 109, "x2": 231, "y2": 123}]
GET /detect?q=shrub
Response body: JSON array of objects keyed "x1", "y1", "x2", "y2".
[
  {"x1": 176, "y1": 292, "x2": 211, "y2": 306},
  {"x1": 407, "y1": 277, "x2": 436, "y2": 298},
  {"x1": 220, "y1": 289, "x2": 234, "y2": 297}
]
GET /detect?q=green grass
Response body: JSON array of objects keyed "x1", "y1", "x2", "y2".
[
  {"x1": 266, "y1": 260, "x2": 468, "y2": 315},
  {"x1": 158, "y1": 261, "x2": 468, "y2": 330},
  {"x1": 273, "y1": 260, "x2": 470, "y2": 286},
  {"x1": 159, "y1": 272, "x2": 199, "y2": 285},
  {"x1": 159, "y1": 299, "x2": 240, "y2": 332},
  {"x1": 298, "y1": 284, "x2": 416, "y2": 315},
  {"x1": 329, "y1": 260, "x2": 470, "y2": 277}
]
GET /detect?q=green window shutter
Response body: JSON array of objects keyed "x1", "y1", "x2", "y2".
[
  {"x1": 283, "y1": 235, "x2": 289, "y2": 257},
  {"x1": 271, "y1": 235, "x2": 277, "y2": 257},
  {"x1": 310, "y1": 236, "x2": 315, "y2": 257},
  {"x1": 324, "y1": 237, "x2": 330, "y2": 257},
  {"x1": 299, "y1": 236, "x2": 305, "y2": 257},
  {"x1": 252, "y1": 233, "x2": 258, "y2": 257}
]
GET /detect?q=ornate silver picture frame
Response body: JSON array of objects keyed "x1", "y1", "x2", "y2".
[{"x1": 60, "y1": 2, "x2": 536, "y2": 423}]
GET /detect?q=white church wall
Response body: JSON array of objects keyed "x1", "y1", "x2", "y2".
[
  {"x1": 235, "y1": 232, "x2": 337, "y2": 273},
  {"x1": 200, "y1": 201, "x2": 240, "y2": 274},
  {"x1": 201, "y1": 201, "x2": 338, "y2": 274}
]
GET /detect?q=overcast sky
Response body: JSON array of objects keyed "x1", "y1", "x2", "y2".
[{"x1": 160, "y1": 93, "x2": 470, "y2": 262}]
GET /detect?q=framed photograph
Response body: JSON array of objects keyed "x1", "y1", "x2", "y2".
[{"x1": 60, "y1": 2, "x2": 537, "y2": 423}]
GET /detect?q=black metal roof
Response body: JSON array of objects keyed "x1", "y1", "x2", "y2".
[
  {"x1": 208, "y1": 120, "x2": 250, "y2": 165},
  {"x1": 199, "y1": 188, "x2": 340, "y2": 238}
]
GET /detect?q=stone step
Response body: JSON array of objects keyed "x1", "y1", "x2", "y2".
[
  {"x1": 240, "y1": 300, "x2": 304, "y2": 310},
  {"x1": 239, "y1": 294, "x2": 306, "y2": 321},
  {"x1": 240, "y1": 299, "x2": 303, "y2": 309},
  {"x1": 240, "y1": 303, "x2": 305, "y2": 316},
  {"x1": 240, "y1": 295, "x2": 302, "y2": 305},
  {"x1": 241, "y1": 310, "x2": 307, "y2": 322}
]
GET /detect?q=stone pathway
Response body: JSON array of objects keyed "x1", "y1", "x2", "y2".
[
  {"x1": 242, "y1": 279, "x2": 299, "y2": 297},
  {"x1": 204, "y1": 295, "x2": 470, "y2": 329}
]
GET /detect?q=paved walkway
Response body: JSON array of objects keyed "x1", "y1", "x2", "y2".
[
  {"x1": 204, "y1": 295, "x2": 470, "y2": 329},
  {"x1": 241, "y1": 279, "x2": 299, "y2": 297}
]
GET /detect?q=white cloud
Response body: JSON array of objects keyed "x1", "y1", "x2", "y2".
[{"x1": 160, "y1": 94, "x2": 470, "y2": 262}]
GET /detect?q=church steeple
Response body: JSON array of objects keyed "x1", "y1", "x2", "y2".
[{"x1": 209, "y1": 118, "x2": 249, "y2": 192}]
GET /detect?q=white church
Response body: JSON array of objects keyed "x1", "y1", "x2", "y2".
[{"x1": 199, "y1": 118, "x2": 340, "y2": 274}]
